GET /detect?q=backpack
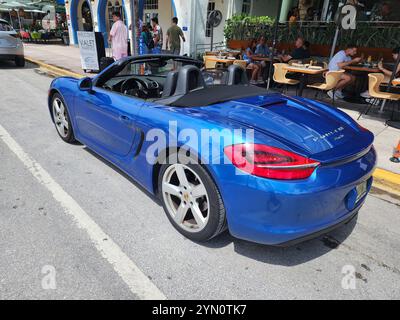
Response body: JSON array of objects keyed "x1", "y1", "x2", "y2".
[{"x1": 145, "y1": 32, "x2": 154, "y2": 50}]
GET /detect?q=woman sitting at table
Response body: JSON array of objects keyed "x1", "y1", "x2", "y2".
[{"x1": 243, "y1": 40, "x2": 262, "y2": 85}]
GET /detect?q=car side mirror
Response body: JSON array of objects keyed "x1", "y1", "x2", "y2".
[{"x1": 78, "y1": 77, "x2": 93, "y2": 92}]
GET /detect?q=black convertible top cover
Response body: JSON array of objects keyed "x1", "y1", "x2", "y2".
[{"x1": 159, "y1": 85, "x2": 268, "y2": 107}]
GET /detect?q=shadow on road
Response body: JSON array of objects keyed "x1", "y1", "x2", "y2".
[
  {"x1": 204, "y1": 216, "x2": 357, "y2": 266},
  {"x1": 82, "y1": 146, "x2": 358, "y2": 266},
  {"x1": 0, "y1": 60, "x2": 36, "y2": 70},
  {"x1": 83, "y1": 147, "x2": 161, "y2": 205}
]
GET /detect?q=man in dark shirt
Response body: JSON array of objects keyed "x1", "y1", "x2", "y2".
[{"x1": 281, "y1": 37, "x2": 311, "y2": 62}]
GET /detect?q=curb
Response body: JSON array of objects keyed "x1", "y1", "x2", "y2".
[
  {"x1": 373, "y1": 168, "x2": 400, "y2": 196},
  {"x1": 25, "y1": 56, "x2": 84, "y2": 79},
  {"x1": 23, "y1": 56, "x2": 400, "y2": 197}
]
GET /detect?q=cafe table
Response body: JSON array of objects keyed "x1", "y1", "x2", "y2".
[
  {"x1": 343, "y1": 65, "x2": 380, "y2": 73},
  {"x1": 283, "y1": 65, "x2": 328, "y2": 96},
  {"x1": 252, "y1": 56, "x2": 280, "y2": 62},
  {"x1": 205, "y1": 56, "x2": 236, "y2": 67},
  {"x1": 344, "y1": 65, "x2": 381, "y2": 96}
]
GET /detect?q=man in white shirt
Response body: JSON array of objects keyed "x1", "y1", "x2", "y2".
[
  {"x1": 327, "y1": 44, "x2": 362, "y2": 100},
  {"x1": 108, "y1": 11, "x2": 128, "y2": 60}
]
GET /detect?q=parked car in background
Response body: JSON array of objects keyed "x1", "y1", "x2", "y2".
[{"x1": 0, "y1": 19, "x2": 24, "y2": 67}]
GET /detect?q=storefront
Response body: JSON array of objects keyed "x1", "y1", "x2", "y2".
[{"x1": 66, "y1": 0, "x2": 175, "y2": 47}]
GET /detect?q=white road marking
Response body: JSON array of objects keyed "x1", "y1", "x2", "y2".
[{"x1": 0, "y1": 124, "x2": 166, "y2": 300}]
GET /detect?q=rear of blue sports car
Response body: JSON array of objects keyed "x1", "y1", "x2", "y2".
[{"x1": 203, "y1": 94, "x2": 377, "y2": 246}]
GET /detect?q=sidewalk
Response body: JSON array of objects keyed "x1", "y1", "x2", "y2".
[
  {"x1": 23, "y1": 43, "x2": 400, "y2": 183},
  {"x1": 24, "y1": 43, "x2": 86, "y2": 77}
]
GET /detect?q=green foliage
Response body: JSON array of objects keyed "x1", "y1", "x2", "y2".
[
  {"x1": 224, "y1": 14, "x2": 274, "y2": 41},
  {"x1": 224, "y1": 14, "x2": 400, "y2": 49}
]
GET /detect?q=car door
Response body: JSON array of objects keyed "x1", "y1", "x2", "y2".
[{"x1": 74, "y1": 87, "x2": 142, "y2": 158}]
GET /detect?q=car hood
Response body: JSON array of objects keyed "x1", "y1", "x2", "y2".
[{"x1": 181, "y1": 94, "x2": 374, "y2": 163}]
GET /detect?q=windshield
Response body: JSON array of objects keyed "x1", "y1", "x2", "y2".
[
  {"x1": 117, "y1": 57, "x2": 199, "y2": 78},
  {"x1": 0, "y1": 21, "x2": 13, "y2": 32}
]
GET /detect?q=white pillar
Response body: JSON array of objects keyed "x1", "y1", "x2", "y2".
[
  {"x1": 172, "y1": 0, "x2": 208, "y2": 57},
  {"x1": 279, "y1": 0, "x2": 294, "y2": 22}
]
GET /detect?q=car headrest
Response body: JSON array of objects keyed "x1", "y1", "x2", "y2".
[
  {"x1": 162, "y1": 70, "x2": 179, "y2": 98},
  {"x1": 174, "y1": 65, "x2": 206, "y2": 96},
  {"x1": 225, "y1": 64, "x2": 249, "y2": 85}
]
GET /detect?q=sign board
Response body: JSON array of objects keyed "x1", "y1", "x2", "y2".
[
  {"x1": 334, "y1": 4, "x2": 357, "y2": 30},
  {"x1": 77, "y1": 31, "x2": 99, "y2": 71}
]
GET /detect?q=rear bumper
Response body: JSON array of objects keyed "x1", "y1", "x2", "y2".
[
  {"x1": 275, "y1": 208, "x2": 359, "y2": 247},
  {"x1": 0, "y1": 44, "x2": 24, "y2": 58},
  {"x1": 213, "y1": 146, "x2": 376, "y2": 246}
]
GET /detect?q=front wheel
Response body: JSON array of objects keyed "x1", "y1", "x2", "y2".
[
  {"x1": 51, "y1": 93, "x2": 76, "y2": 143},
  {"x1": 158, "y1": 158, "x2": 226, "y2": 242}
]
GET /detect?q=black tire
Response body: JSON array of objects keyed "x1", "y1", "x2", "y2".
[
  {"x1": 51, "y1": 93, "x2": 76, "y2": 143},
  {"x1": 158, "y1": 154, "x2": 226, "y2": 242},
  {"x1": 15, "y1": 56, "x2": 25, "y2": 67}
]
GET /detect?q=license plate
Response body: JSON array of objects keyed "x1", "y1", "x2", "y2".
[{"x1": 355, "y1": 181, "x2": 368, "y2": 203}]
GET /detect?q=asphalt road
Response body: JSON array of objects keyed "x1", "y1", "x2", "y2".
[{"x1": 0, "y1": 61, "x2": 400, "y2": 300}]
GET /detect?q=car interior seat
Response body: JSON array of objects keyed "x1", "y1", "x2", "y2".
[
  {"x1": 223, "y1": 64, "x2": 249, "y2": 85},
  {"x1": 174, "y1": 65, "x2": 206, "y2": 96},
  {"x1": 162, "y1": 70, "x2": 179, "y2": 98}
]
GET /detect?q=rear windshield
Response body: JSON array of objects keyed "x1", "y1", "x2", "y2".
[
  {"x1": 118, "y1": 58, "x2": 201, "y2": 78},
  {"x1": 0, "y1": 21, "x2": 13, "y2": 31}
]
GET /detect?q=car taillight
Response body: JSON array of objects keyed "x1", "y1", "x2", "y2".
[
  {"x1": 224, "y1": 144, "x2": 320, "y2": 180},
  {"x1": 357, "y1": 123, "x2": 369, "y2": 132}
]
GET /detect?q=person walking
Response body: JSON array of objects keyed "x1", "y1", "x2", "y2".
[
  {"x1": 108, "y1": 11, "x2": 128, "y2": 60},
  {"x1": 166, "y1": 17, "x2": 185, "y2": 55},
  {"x1": 140, "y1": 23, "x2": 153, "y2": 55},
  {"x1": 151, "y1": 17, "x2": 163, "y2": 54}
]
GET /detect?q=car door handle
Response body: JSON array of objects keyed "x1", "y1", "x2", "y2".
[{"x1": 119, "y1": 115, "x2": 132, "y2": 123}]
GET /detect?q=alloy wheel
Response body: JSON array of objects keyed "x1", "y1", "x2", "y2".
[
  {"x1": 52, "y1": 97, "x2": 69, "y2": 138},
  {"x1": 161, "y1": 164, "x2": 210, "y2": 233}
]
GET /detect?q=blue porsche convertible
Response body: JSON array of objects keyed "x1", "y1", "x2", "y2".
[{"x1": 48, "y1": 54, "x2": 376, "y2": 246}]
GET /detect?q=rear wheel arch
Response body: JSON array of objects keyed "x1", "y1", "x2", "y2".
[
  {"x1": 156, "y1": 149, "x2": 227, "y2": 241},
  {"x1": 151, "y1": 146, "x2": 223, "y2": 199}
]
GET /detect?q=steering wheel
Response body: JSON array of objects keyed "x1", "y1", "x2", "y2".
[{"x1": 121, "y1": 78, "x2": 148, "y2": 98}]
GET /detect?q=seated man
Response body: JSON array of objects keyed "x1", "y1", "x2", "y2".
[
  {"x1": 255, "y1": 36, "x2": 270, "y2": 57},
  {"x1": 243, "y1": 42, "x2": 262, "y2": 85},
  {"x1": 280, "y1": 37, "x2": 311, "y2": 63},
  {"x1": 327, "y1": 44, "x2": 362, "y2": 100},
  {"x1": 254, "y1": 36, "x2": 271, "y2": 79}
]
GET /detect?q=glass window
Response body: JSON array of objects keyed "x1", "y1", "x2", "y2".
[
  {"x1": 0, "y1": 21, "x2": 13, "y2": 31},
  {"x1": 144, "y1": 0, "x2": 159, "y2": 10},
  {"x1": 242, "y1": 0, "x2": 251, "y2": 15}
]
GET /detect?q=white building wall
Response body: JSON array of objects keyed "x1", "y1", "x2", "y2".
[{"x1": 65, "y1": 0, "x2": 289, "y2": 54}]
